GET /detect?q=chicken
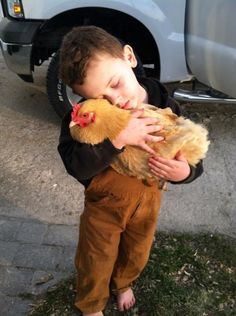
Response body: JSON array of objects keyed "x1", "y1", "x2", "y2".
[{"x1": 69, "y1": 99, "x2": 210, "y2": 184}]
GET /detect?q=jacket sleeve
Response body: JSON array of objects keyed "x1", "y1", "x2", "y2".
[
  {"x1": 57, "y1": 110, "x2": 123, "y2": 181},
  {"x1": 170, "y1": 161, "x2": 204, "y2": 185}
]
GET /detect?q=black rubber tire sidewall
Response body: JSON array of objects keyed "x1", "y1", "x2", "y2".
[{"x1": 46, "y1": 51, "x2": 73, "y2": 118}]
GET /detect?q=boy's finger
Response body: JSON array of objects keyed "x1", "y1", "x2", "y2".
[
  {"x1": 146, "y1": 124, "x2": 163, "y2": 133},
  {"x1": 140, "y1": 143, "x2": 156, "y2": 155},
  {"x1": 175, "y1": 150, "x2": 187, "y2": 162},
  {"x1": 149, "y1": 157, "x2": 171, "y2": 171},
  {"x1": 145, "y1": 134, "x2": 164, "y2": 143},
  {"x1": 141, "y1": 117, "x2": 160, "y2": 125},
  {"x1": 130, "y1": 108, "x2": 144, "y2": 117}
]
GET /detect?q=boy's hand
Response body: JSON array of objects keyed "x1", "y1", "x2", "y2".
[
  {"x1": 112, "y1": 109, "x2": 164, "y2": 154},
  {"x1": 148, "y1": 151, "x2": 191, "y2": 182}
]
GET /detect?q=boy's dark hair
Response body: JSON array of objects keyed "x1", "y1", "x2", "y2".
[{"x1": 59, "y1": 25, "x2": 124, "y2": 87}]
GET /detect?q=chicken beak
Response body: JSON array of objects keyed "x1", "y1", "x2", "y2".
[{"x1": 69, "y1": 121, "x2": 77, "y2": 128}]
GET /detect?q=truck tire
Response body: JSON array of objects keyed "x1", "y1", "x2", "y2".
[
  {"x1": 46, "y1": 51, "x2": 79, "y2": 118},
  {"x1": 46, "y1": 49, "x2": 145, "y2": 118}
]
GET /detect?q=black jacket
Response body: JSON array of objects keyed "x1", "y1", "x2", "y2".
[{"x1": 58, "y1": 77, "x2": 203, "y2": 187}]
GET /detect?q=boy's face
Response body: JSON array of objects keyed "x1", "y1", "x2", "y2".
[{"x1": 72, "y1": 45, "x2": 147, "y2": 109}]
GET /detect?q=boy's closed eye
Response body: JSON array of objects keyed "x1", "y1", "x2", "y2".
[{"x1": 111, "y1": 80, "x2": 120, "y2": 89}]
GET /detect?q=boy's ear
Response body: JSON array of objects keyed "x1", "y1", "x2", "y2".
[{"x1": 123, "y1": 45, "x2": 138, "y2": 68}]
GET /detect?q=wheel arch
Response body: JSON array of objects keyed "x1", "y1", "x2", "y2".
[{"x1": 32, "y1": 6, "x2": 160, "y2": 78}]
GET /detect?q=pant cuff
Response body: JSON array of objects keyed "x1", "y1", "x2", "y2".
[
  {"x1": 74, "y1": 297, "x2": 107, "y2": 313},
  {"x1": 111, "y1": 285, "x2": 131, "y2": 296}
]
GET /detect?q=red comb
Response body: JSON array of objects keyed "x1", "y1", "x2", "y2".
[{"x1": 71, "y1": 103, "x2": 81, "y2": 122}]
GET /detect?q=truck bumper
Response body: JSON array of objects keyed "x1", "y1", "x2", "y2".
[
  {"x1": 0, "y1": 17, "x2": 42, "y2": 80},
  {"x1": 0, "y1": 39, "x2": 32, "y2": 76}
]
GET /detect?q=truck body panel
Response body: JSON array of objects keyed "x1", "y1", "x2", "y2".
[{"x1": 186, "y1": 0, "x2": 236, "y2": 97}]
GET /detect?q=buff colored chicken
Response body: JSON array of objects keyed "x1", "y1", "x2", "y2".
[{"x1": 69, "y1": 99, "x2": 210, "y2": 184}]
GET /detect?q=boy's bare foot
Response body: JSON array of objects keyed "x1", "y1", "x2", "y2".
[
  {"x1": 117, "y1": 288, "x2": 136, "y2": 311},
  {"x1": 83, "y1": 312, "x2": 103, "y2": 316}
]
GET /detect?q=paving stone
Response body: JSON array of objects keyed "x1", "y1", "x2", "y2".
[
  {"x1": 0, "y1": 218, "x2": 22, "y2": 241},
  {"x1": 13, "y1": 243, "x2": 64, "y2": 270},
  {"x1": 58, "y1": 246, "x2": 76, "y2": 272},
  {"x1": 0, "y1": 241, "x2": 19, "y2": 266},
  {"x1": 0, "y1": 266, "x2": 33, "y2": 296},
  {"x1": 30, "y1": 270, "x2": 69, "y2": 295},
  {"x1": 43, "y1": 224, "x2": 78, "y2": 247},
  {"x1": 16, "y1": 221, "x2": 48, "y2": 244},
  {"x1": 0, "y1": 292, "x2": 31, "y2": 316},
  {"x1": 0, "y1": 211, "x2": 79, "y2": 315}
]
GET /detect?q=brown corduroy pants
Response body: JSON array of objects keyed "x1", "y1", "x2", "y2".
[{"x1": 74, "y1": 167, "x2": 161, "y2": 313}]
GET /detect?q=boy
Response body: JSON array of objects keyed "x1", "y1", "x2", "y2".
[{"x1": 58, "y1": 26, "x2": 203, "y2": 316}]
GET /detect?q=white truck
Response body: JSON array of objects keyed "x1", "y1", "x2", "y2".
[{"x1": 0, "y1": 0, "x2": 236, "y2": 117}]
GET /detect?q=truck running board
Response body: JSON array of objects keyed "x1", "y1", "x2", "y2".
[{"x1": 173, "y1": 89, "x2": 236, "y2": 104}]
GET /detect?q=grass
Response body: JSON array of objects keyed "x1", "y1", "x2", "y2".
[{"x1": 28, "y1": 233, "x2": 236, "y2": 316}]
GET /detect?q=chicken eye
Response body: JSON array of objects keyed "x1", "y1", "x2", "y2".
[{"x1": 83, "y1": 113, "x2": 88, "y2": 117}]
